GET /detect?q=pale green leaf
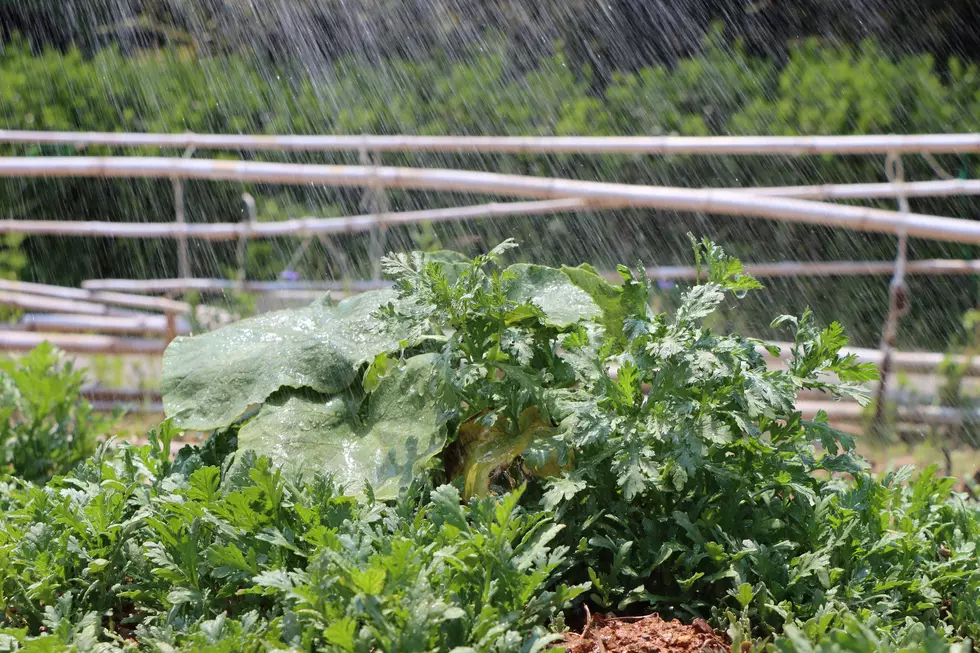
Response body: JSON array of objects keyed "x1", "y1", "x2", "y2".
[
  {"x1": 236, "y1": 354, "x2": 446, "y2": 500},
  {"x1": 162, "y1": 290, "x2": 401, "y2": 430},
  {"x1": 503, "y1": 264, "x2": 602, "y2": 328}
]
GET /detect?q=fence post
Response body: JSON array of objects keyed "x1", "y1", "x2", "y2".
[
  {"x1": 360, "y1": 146, "x2": 388, "y2": 280},
  {"x1": 172, "y1": 144, "x2": 197, "y2": 280},
  {"x1": 172, "y1": 178, "x2": 190, "y2": 279},
  {"x1": 238, "y1": 193, "x2": 257, "y2": 287},
  {"x1": 164, "y1": 309, "x2": 178, "y2": 346},
  {"x1": 871, "y1": 152, "x2": 911, "y2": 436}
]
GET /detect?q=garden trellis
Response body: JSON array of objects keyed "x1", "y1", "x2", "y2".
[{"x1": 1, "y1": 129, "x2": 980, "y2": 425}]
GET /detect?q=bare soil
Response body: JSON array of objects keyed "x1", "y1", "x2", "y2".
[{"x1": 557, "y1": 612, "x2": 729, "y2": 653}]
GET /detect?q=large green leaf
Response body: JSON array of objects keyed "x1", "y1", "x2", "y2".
[
  {"x1": 503, "y1": 264, "x2": 602, "y2": 328},
  {"x1": 236, "y1": 353, "x2": 445, "y2": 499},
  {"x1": 162, "y1": 290, "x2": 400, "y2": 431},
  {"x1": 560, "y1": 263, "x2": 628, "y2": 337}
]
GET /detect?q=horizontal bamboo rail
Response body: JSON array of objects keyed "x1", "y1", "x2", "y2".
[
  {"x1": 797, "y1": 401, "x2": 980, "y2": 426},
  {"x1": 5, "y1": 129, "x2": 980, "y2": 155},
  {"x1": 7, "y1": 323, "x2": 960, "y2": 376},
  {"x1": 91, "y1": 400, "x2": 164, "y2": 412},
  {"x1": 644, "y1": 258, "x2": 980, "y2": 280},
  {"x1": 0, "y1": 291, "x2": 140, "y2": 317},
  {"x1": 613, "y1": 342, "x2": 974, "y2": 380},
  {"x1": 76, "y1": 259, "x2": 980, "y2": 295},
  {"x1": 73, "y1": 389, "x2": 966, "y2": 423},
  {"x1": 0, "y1": 199, "x2": 592, "y2": 239},
  {"x1": 0, "y1": 330, "x2": 166, "y2": 354},
  {"x1": 82, "y1": 385, "x2": 161, "y2": 402},
  {"x1": 4, "y1": 179, "x2": 980, "y2": 241},
  {"x1": 3, "y1": 157, "x2": 979, "y2": 245},
  {"x1": 755, "y1": 179, "x2": 980, "y2": 200},
  {"x1": 87, "y1": 400, "x2": 979, "y2": 423},
  {"x1": 762, "y1": 341, "x2": 980, "y2": 375},
  {"x1": 19, "y1": 312, "x2": 191, "y2": 335},
  {"x1": 82, "y1": 278, "x2": 388, "y2": 293},
  {"x1": 0, "y1": 279, "x2": 232, "y2": 325},
  {"x1": 0, "y1": 279, "x2": 191, "y2": 313}
]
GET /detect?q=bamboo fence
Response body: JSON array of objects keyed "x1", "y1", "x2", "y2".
[
  {"x1": 2, "y1": 132, "x2": 980, "y2": 424},
  {"x1": 3, "y1": 157, "x2": 980, "y2": 245},
  {"x1": 4, "y1": 179, "x2": 980, "y2": 241},
  {"x1": 6, "y1": 129, "x2": 980, "y2": 155},
  {"x1": 0, "y1": 290, "x2": 143, "y2": 317},
  {"x1": 81, "y1": 278, "x2": 387, "y2": 293},
  {"x1": 71, "y1": 259, "x2": 980, "y2": 296},
  {"x1": 1, "y1": 279, "x2": 193, "y2": 314},
  {"x1": 18, "y1": 313, "x2": 191, "y2": 336},
  {"x1": 0, "y1": 330, "x2": 167, "y2": 354}
]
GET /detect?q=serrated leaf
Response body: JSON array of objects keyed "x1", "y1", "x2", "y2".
[{"x1": 253, "y1": 568, "x2": 293, "y2": 591}]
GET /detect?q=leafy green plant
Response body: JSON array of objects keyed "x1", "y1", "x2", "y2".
[
  {"x1": 529, "y1": 239, "x2": 979, "y2": 640},
  {"x1": 0, "y1": 427, "x2": 583, "y2": 652},
  {"x1": 768, "y1": 613, "x2": 971, "y2": 653},
  {"x1": 160, "y1": 238, "x2": 980, "y2": 647},
  {"x1": 0, "y1": 343, "x2": 115, "y2": 484},
  {"x1": 160, "y1": 244, "x2": 608, "y2": 499},
  {"x1": 4, "y1": 240, "x2": 980, "y2": 651}
]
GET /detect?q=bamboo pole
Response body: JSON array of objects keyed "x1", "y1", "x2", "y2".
[
  {"x1": 18, "y1": 312, "x2": 191, "y2": 335},
  {"x1": 797, "y1": 401, "x2": 980, "y2": 426},
  {"x1": 81, "y1": 278, "x2": 389, "y2": 293},
  {"x1": 0, "y1": 330, "x2": 166, "y2": 354},
  {"x1": 2, "y1": 157, "x2": 979, "y2": 245},
  {"x1": 164, "y1": 311, "x2": 178, "y2": 344},
  {"x1": 752, "y1": 178, "x2": 980, "y2": 200},
  {"x1": 4, "y1": 179, "x2": 980, "y2": 241},
  {"x1": 644, "y1": 259, "x2": 980, "y2": 280},
  {"x1": 76, "y1": 260, "x2": 980, "y2": 297},
  {"x1": 89, "y1": 400, "x2": 164, "y2": 413},
  {"x1": 871, "y1": 154, "x2": 912, "y2": 435},
  {"x1": 0, "y1": 279, "x2": 191, "y2": 313},
  {"x1": 0, "y1": 280, "x2": 231, "y2": 323},
  {"x1": 173, "y1": 178, "x2": 191, "y2": 279},
  {"x1": 760, "y1": 341, "x2": 980, "y2": 375},
  {"x1": 0, "y1": 291, "x2": 137, "y2": 317},
  {"x1": 6, "y1": 129, "x2": 980, "y2": 155},
  {"x1": 1, "y1": 327, "x2": 966, "y2": 376},
  {"x1": 0, "y1": 199, "x2": 591, "y2": 239},
  {"x1": 81, "y1": 386, "x2": 161, "y2": 402}
]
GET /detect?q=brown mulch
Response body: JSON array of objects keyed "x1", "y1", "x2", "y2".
[{"x1": 557, "y1": 611, "x2": 730, "y2": 653}]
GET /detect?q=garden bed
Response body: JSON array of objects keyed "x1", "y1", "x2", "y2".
[{"x1": 0, "y1": 238, "x2": 977, "y2": 652}]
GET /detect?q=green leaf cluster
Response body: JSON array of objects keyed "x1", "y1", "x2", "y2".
[
  {"x1": 0, "y1": 430, "x2": 582, "y2": 652},
  {"x1": 4, "y1": 237, "x2": 980, "y2": 651},
  {"x1": 0, "y1": 343, "x2": 115, "y2": 484},
  {"x1": 162, "y1": 244, "x2": 607, "y2": 500}
]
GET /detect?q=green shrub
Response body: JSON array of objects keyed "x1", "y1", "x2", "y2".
[
  {"x1": 0, "y1": 425, "x2": 582, "y2": 652},
  {"x1": 0, "y1": 343, "x2": 113, "y2": 483},
  {"x1": 2, "y1": 242, "x2": 980, "y2": 651},
  {"x1": 153, "y1": 239, "x2": 980, "y2": 646}
]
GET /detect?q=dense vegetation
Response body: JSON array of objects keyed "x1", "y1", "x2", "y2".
[
  {"x1": 3, "y1": 0, "x2": 979, "y2": 77},
  {"x1": 2, "y1": 31, "x2": 980, "y2": 348},
  {"x1": 1, "y1": 240, "x2": 978, "y2": 651}
]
